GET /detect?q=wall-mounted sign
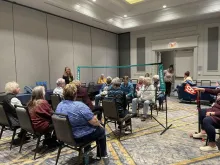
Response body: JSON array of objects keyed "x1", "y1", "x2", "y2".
[{"x1": 168, "y1": 42, "x2": 177, "y2": 48}]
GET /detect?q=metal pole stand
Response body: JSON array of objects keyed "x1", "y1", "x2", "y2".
[{"x1": 151, "y1": 95, "x2": 172, "y2": 135}]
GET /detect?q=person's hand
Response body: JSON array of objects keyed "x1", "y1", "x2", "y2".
[
  {"x1": 206, "y1": 112, "x2": 215, "y2": 116},
  {"x1": 193, "y1": 87, "x2": 205, "y2": 92}
]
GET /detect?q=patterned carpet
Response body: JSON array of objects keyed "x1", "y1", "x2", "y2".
[{"x1": 0, "y1": 97, "x2": 219, "y2": 165}]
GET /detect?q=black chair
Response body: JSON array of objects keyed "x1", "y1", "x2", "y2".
[
  {"x1": 50, "y1": 94, "x2": 61, "y2": 111},
  {"x1": 15, "y1": 105, "x2": 52, "y2": 159},
  {"x1": 52, "y1": 113, "x2": 99, "y2": 165},
  {"x1": 0, "y1": 103, "x2": 19, "y2": 150},
  {"x1": 102, "y1": 99, "x2": 132, "y2": 140}
]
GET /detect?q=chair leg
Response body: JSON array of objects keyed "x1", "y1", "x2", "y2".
[
  {"x1": 119, "y1": 123, "x2": 122, "y2": 140},
  {"x1": 34, "y1": 136, "x2": 41, "y2": 160},
  {"x1": 78, "y1": 149, "x2": 83, "y2": 164},
  {"x1": 10, "y1": 129, "x2": 16, "y2": 150},
  {"x1": 130, "y1": 121, "x2": 132, "y2": 133},
  {"x1": 114, "y1": 122, "x2": 116, "y2": 129},
  {"x1": 0, "y1": 126, "x2": 5, "y2": 139},
  {"x1": 150, "y1": 106, "x2": 153, "y2": 119},
  {"x1": 206, "y1": 137, "x2": 209, "y2": 146},
  {"x1": 19, "y1": 131, "x2": 26, "y2": 153},
  {"x1": 55, "y1": 143, "x2": 62, "y2": 165}
]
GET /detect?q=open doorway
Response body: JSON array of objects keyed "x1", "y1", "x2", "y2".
[{"x1": 157, "y1": 49, "x2": 194, "y2": 96}]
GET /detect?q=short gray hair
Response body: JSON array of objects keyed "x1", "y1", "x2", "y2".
[
  {"x1": 56, "y1": 78, "x2": 65, "y2": 86},
  {"x1": 153, "y1": 75, "x2": 159, "y2": 80},
  {"x1": 5, "y1": 81, "x2": 19, "y2": 94},
  {"x1": 143, "y1": 77, "x2": 152, "y2": 85},
  {"x1": 112, "y1": 77, "x2": 121, "y2": 85},
  {"x1": 106, "y1": 76, "x2": 112, "y2": 81},
  {"x1": 138, "y1": 76, "x2": 145, "y2": 81}
]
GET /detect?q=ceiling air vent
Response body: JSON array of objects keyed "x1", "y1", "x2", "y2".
[{"x1": 124, "y1": 0, "x2": 144, "y2": 4}]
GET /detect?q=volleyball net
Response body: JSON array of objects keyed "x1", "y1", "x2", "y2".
[{"x1": 76, "y1": 63, "x2": 166, "y2": 91}]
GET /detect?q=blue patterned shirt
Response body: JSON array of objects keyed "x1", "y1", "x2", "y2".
[{"x1": 56, "y1": 100, "x2": 96, "y2": 138}]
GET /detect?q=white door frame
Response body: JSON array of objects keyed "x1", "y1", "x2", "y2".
[{"x1": 151, "y1": 35, "x2": 199, "y2": 80}]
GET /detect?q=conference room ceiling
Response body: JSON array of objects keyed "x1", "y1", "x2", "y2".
[{"x1": 9, "y1": 0, "x2": 220, "y2": 33}]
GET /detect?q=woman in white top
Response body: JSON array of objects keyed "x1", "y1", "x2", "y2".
[
  {"x1": 53, "y1": 78, "x2": 65, "y2": 98},
  {"x1": 132, "y1": 77, "x2": 155, "y2": 121},
  {"x1": 164, "y1": 65, "x2": 174, "y2": 97}
]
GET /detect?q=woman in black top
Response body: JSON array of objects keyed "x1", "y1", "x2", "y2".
[{"x1": 62, "y1": 67, "x2": 74, "y2": 84}]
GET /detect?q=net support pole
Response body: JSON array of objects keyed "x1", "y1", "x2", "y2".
[{"x1": 150, "y1": 63, "x2": 172, "y2": 135}]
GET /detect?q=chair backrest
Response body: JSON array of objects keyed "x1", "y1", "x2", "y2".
[
  {"x1": 15, "y1": 105, "x2": 35, "y2": 134},
  {"x1": 50, "y1": 94, "x2": 61, "y2": 111},
  {"x1": 87, "y1": 82, "x2": 95, "y2": 93},
  {"x1": 52, "y1": 113, "x2": 75, "y2": 145},
  {"x1": 0, "y1": 103, "x2": 11, "y2": 127},
  {"x1": 102, "y1": 98, "x2": 119, "y2": 120}
]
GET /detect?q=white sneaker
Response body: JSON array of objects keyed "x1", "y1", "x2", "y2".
[
  {"x1": 193, "y1": 133, "x2": 207, "y2": 139},
  {"x1": 200, "y1": 146, "x2": 218, "y2": 152}
]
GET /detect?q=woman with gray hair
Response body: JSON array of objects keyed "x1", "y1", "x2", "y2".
[
  {"x1": 28, "y1": 86, "x2": 53, "y2": 133},
  {"x1": 53, "y1": 78, "x2": 65, "y2": 98},
  {"x1": 132, "y1": 77, "x2": 155, "y2": 121}
]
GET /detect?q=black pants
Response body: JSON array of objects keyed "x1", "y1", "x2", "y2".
[
  {"x1": 165, "y1": 82, "x2": 172, "y2": 96},
  {"x1": 200, "y1": 109, "x2": 220, "y2": 142},
  {"x1": 92, "y1": 106, "x2": 103, "y2": 121},
  {"x1": 75, "y1": 127, "x2": 107, "y2": 157}
]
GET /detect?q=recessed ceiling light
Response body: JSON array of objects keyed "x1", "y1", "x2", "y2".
[
  {"x1": 92, "y1": 0, "x2": 96, "y2": 2},
  {"x1": 76, "y1": 4, "x2": 81, "y2": 8},
  {"x1": 163, "y1": 5, "x2": 167, "y2": 8},
  {"x1": 109, "y1": 18, "x2": 113, "y2": 22},
  {"x1": 124, "y1": 15, "x2": 127, "y2": 18}
]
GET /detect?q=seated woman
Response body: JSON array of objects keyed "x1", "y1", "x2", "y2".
[
  {"x1": 152, "y1": 75, "x2": 165, "y2": 110},
  {"x1": 192, "y1": 87, "x2": 220, "y2": 151},
  {"x1": 183, "y1": 71, "x2": 193, "y2": 84},
  {"x1": 72, "y1": 80, "x2": 103, "y2": 121},
  {"x1": 120, "y1": 76, "x2": 134, "y2": 100},
  {"x1": 95, "y1": 76, "x2": 112, "y2": 106},
  {"x1": 107, "y1": 77, "x2": 131, "y2": 131},
  {"x1": 62, "y1": 67, "x2": 74, "y2": 84},
  {"x1": 135, "y1": 76, "x2": 144, "y2": 97},
  {"x1": 97, "y1": 74, "x2": 107, "y2": 84},
  {"x1": 28, "y1": 86, "x2": 53, "y2": 133},
  {"x1": 56, "y1": 84, "x2": 107, "y2": 159},
  {"x1": 53, "y1": 78, "x2": 65, "y2": 98},
  {"x1": 2, "y1": 81, "x2": 28, "y2": 141},
  {"x1": 132, "y1": 77, "x2": 155, "y2": 121}
]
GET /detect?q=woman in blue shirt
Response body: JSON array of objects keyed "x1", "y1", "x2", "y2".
[{"x1": 56, "y1": 84, "x2": 107, "y2": 159}]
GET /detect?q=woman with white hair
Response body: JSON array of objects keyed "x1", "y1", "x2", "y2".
[
  {"x1": 2, "y1": 82, "x2": 22, "y2": 125},
  {"x1": 2, "y1": 81, "x2": 29, "y2": 142},
  {"x1": 135, "y1": 76, "x2": 144, "y2": 96},
  {"x1": 132, "y1": 77, "x2": 155, "y2": 121},
  {"x1": 53, "y1": 78, "x2": 65, "y2": 97}
]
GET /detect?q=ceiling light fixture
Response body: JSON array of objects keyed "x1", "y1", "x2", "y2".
[
  {"x1": 108, "y1": 18, "x2": 113, "y2": 22},
  {"x1": 92, "y1": 0, "x2": 96, "y2": 2},
  {"x1": 124, "y1": 15, "x2": 127, "y2": 18},
  {"x1": 76, "y1": 4, "x2": 81, "y2": 8},
  {"x1": 163, "y1": 5, "x2": 167, "y2": 8}
]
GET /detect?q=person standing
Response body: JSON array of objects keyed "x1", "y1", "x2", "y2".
[
  {"x1": 63, "y1": 67, "x2": 74, "y2": 84},
  {"x1": 164, "y1": 65, "x2": 174, "y2": 97}
]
